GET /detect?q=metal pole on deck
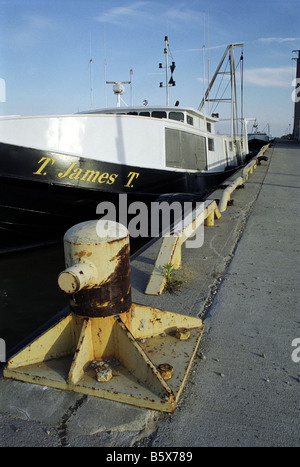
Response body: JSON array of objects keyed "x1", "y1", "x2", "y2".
[{"x1": 165, "y1": 36, "x2": 169, "y2": 106}]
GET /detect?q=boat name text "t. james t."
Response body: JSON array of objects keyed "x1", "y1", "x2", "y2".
[{"x1": 32, "y1": 156, "x2": 140, "y2": 188}]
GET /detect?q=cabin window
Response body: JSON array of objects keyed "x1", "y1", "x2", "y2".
[
  {"x1": 207, "y1": 122, "x2": 212, "y2": 132},
  {"x1": 152, "y1": 111, "x2": 167, "y2": 119},
  {"x1": 165, "y1": 128, "x2": 207, "y2": 171},
  {"x1": 229, "y1": 141, "x2": 233, "y2": 151},
  {"x1": 187, "y1": 115, "x2": 194, "y2": 125},
  {"x1": 208, "y1": 138, "x2": 215, "y2": 151},
  {"x1": 169, "y1": 111, "x2": 184, "y2": 122},
  {"x1": 127, "y1": 111, "x2": 138, "y2": 115},
  {"x1": 139, "y1": 111, "x2": 150, "y2": 117}
]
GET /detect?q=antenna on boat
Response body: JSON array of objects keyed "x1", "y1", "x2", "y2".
[
  {"x1": 0, "y1": 77, "x2": 5, "y2": 103},
  {"x1": 104, "y1": 59, "x2": 107, "y2": 107},
  {"x1": 89, "y1": 33, "x2": 93, "y2": 109},
  {"x1": 106, "y1": 69, "x2": 133, "y2": 107},
  {"x1": 202, "y1": 44, "x2": 208, "y2": 156},
  {"x1": 159, "y1": 36, "x2": 176, "y2": 106}
]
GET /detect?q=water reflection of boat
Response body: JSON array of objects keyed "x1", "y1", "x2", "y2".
[{"x1": 0, "y1": 40, "x2": 250, "y2": 247}]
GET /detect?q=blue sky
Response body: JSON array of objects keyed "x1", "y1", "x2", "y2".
[{"x1": 0, "y1": 0, "x2": 299, "y2": 136}]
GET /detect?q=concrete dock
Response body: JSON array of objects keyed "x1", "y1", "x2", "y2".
[{"x1": 0, "y1": 140, "x2": 299, "y2": 447}]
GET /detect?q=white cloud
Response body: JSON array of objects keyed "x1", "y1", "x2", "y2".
[
  {"x1": 7, "y1": 13, "x2": 54, "y2": 49},
  {"x1": 244, "y1": 67, "x2": 295, "y2": 88},
  {"x1": 94, "y1": 1, "x2": 151, "y2": 25},
  {"x1": 25, "y1": 13, "x2": 53, "y2": 30},
  {"x1": 94, "y1": 1, "x2": 204, "y2": 28},
  {"x1": 165, "y1": 5, "x2": 203, "y2": 24},
  {"x1": 258, "y1": 37, "x2": 300, "y2": 44}
]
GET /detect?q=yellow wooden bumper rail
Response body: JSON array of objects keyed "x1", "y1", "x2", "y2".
[
  {"x1": 145, "y1": 145, "x2": 270, "y2": 296},
  {"x1": 218, "y1": 144, "x2": 270, "y2": 212},
  {"x1": 145, "y1": 199, "x2": 221, "y2": 296}
]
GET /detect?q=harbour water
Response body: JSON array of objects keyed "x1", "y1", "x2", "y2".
[
  {"x1": 0, "y1": 233, "x2": 154, "y2": 353},
  {"x1": 0, "y1": 243, "x2": 68, "y2": 351}
]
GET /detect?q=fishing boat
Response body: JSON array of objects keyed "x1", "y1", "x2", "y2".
[
  {"x1": 248, "y1": 122, "x2": 271, "y2": 150},
  {"x1": 0, "y1": 40, "x2": 250, "y2": 246}
]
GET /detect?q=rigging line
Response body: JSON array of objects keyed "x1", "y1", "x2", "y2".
[
  {"x1": 214, "y1": 53, "x2": 241, "y2": 115},
  {"x1": 214, "y1": 57, "x2": 229, "y2": 94},
  {"x1": 210, "y1": 81, "x2": 231, "y2": 115},
  {"x1": 232, "y1": 52, "x2": 244, "y2": 137},
  {"x1": 210, "y1": 59, "x2": 232, "y2": 115},
  {"x1": 211, "y1": 54, "x2": 243, "y2": 115},
  {"x1": 167, "y1": 41, "x2": 174, "y2": 60},
  {"x1": 209, "y1": 57, "x2": 229, "y2": 114}
]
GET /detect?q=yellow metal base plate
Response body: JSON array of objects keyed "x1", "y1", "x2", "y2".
[{"x1": 4, "y1": 304, "x2": 204, "y2": 413}]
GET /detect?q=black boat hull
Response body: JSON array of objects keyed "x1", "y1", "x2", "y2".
[
  {"x1": 248, "y1": 138, "x2": 269, "y2": 151},
  {"x1": 0, "y1": 142, "x2": 239, "y2": 247}
]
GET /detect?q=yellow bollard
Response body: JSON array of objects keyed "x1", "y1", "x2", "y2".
[
  {"x1": 58, "y1": 220, "x2": 131, "y2": 317},
  {"x1": 205, "y1": 210, "x2": 215, "y2": 226},
  {"x1": 4, "y1": 220, "x2": 204, "y2": 412}
]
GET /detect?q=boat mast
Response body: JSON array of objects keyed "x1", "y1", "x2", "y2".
[
  {"x1": 165, "y1": 36, "x2": 169, "y2": 106},
  {"x1": 198, "y1": 44, "x2": 234, "y2": 111},
  {"x1": 198, "y1": 44, "x2": 244, "y2": 140},
  {"x1": 230, "y1": 45, "x2": 237, "y2": 139},
  {"x1": 159, "y1": 36, "x2": 176, "y2": 106}
]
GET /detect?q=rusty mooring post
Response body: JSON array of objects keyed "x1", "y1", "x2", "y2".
[
  {"x1": 58, "y1": 221, "x2": 132, "y2": 317},
  {"x1": 4, "y1": 220, "x2": 204, "y2": 412}
]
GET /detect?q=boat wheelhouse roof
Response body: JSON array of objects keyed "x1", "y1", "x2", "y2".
[{"x1": 78, "y1": 105, "x2": 219, "y2": 123}]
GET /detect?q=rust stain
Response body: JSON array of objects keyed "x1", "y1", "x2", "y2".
[
  {"x1": 71, "y1": 243, "x2": 131, "y2": 318},
  {"x1": 119, "y1": 309, "x2": 132, "y2": 330},
  {"x1": 157, "y1": 363, "x2": 174, "y2": 380},
  {"x1": 75, "y1": 250, "x2": 87, "y2": 258}
]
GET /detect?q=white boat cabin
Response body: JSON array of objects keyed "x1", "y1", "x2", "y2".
[
  {"x1": 0, "y1": 104, "x2": 247, "y2": 176},
  {"x1": 80, "y1": 105, "x2": 247, "y2": 173}
]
